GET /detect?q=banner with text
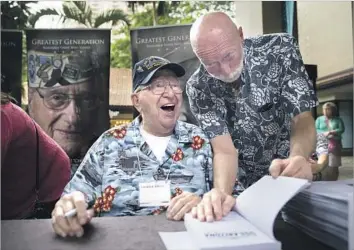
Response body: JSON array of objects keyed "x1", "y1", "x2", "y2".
[
  {"x1": 26, "y1": 29, "x2": 111, "y2": 175},
  {"x1": 1, "y1": 30, "x2": 23, "y2": 105},
  {"x1": 130, "y1": 24, "x2": 199, "y2": 124}
]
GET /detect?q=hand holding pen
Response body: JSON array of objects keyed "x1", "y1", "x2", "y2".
[{"x1": 51, "y1": 191, "x2": 95, "y2": 238}]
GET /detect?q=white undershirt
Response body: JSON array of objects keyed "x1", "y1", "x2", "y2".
[{"x1": 140, "y1": 126, "x2": 171, "y2": 163}]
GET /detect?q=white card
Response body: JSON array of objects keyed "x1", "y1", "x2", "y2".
[{"x1": 139, "y1": 181, "x2": 171, "y2": 207}]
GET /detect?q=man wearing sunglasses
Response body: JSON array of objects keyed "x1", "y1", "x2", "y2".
[{"x1": 28, "y1": 51, "x2": 104, "y2": 175}]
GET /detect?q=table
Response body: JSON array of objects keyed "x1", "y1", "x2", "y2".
[{"x1": 1, "y1": 215, "x2": 335, "y2": 250}]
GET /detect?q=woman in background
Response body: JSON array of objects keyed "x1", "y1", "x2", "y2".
[
  {"x1": 315, "y1": 102, "x2": 345, "y2": 181},
  {"x1": 1, "y1": 92, "x2": 70, "y2": 219}
]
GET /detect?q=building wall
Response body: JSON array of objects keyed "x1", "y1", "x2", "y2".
[
  {"x1": 297, "y1": 2, "x2": 353, "y2": 152},
  {"x1": 338, "y1": 101, "x2": 353, "y2": 150},
  {"x1": 297, "y1": 2, "x2": 353, "y2": 78},
  {"x1": 233, "y1": 1, "x2": 263, "y2": 38}
]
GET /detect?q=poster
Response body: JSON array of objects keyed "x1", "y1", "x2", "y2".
[
  {"x1": 1, "y1": 30, "x2": 22, "y2": 105},
  {"x1": 26, "y1": 29, "x2": 110, "y2": 174},
  {"x1": 130, "y1": 24, "x2": 199, "y2": 124}
]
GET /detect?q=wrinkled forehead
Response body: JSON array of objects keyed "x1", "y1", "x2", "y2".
[
  {"x1": 195, "y1": 36, "x2": 241, "y2": 59},
  {"x1": 38, "y1": 81, "x2": 94, "y2": 95}
]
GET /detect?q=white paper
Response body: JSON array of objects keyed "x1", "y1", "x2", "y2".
[
  {"x1": 235, "y1": 176, "x2": 309, "y2": 240},
  {"x1": 184, "y1": 212, "x2": 278, "y2": 249},
  {"x1": 139, "y1": 181, "x2": 171, "y2": 207},
  {"x1": 159, "y1": 232, "x2": 197, "y2": 250}
]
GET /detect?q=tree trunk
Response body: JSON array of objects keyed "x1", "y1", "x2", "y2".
[{"x1": 152, "y1": 1, "x2": 157, "y2": 26}]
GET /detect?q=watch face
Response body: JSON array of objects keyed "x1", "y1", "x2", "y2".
[{"x1": 53, "y1": 56, "x2": 63, "y2": 68}]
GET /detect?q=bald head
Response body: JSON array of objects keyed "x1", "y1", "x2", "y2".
[
  {"x1": 190, "y1": 12, "x2": 240, "y2": 48},
  {"x1": 190, "y1": 12, "x2": 244, "y2": 83}
]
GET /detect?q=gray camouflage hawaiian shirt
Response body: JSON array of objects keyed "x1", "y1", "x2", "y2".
[
  {"x1": 186, "y1": 33, "x2": 318, "y2": 189},
  {"x1": 63, "y1": 117, "x2": 213, "y2": 216}
]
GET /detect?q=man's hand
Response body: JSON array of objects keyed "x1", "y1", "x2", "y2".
[
  {"x1": 167, "y1": 192, "x2": 201, "y2": 221},
  {"x1": 191, "y1": 189, "x2": 236, "y2": 222},
  {"x1": 269, "y1": 155, "x2": 312, "y2": 181},
  {"x1": 51, "y1": 191, "x2": 94, "y2": 238}
]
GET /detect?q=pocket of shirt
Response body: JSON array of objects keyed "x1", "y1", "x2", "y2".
[
  {"x1": 257, "y1": 102, "x2": 274, "y2": 112},
  {"x1": 258, "y1": 103, "x2": 278, "y2": 120}
]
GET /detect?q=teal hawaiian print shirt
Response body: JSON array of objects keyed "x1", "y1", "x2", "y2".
[{"x1": 63, "y1": 117, "x2": 213, "y2": 217}]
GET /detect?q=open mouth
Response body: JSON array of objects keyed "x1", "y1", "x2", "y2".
[{"x1": 160, "y1": 104, "x2": 175, "y2": 112}]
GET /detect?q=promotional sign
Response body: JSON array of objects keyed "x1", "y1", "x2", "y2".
[
  {"x1": 26, "y1": 29, "x2": 111, "y2": 174},
  {"x1": 1, "y1": 30, "x2": 23, "y2": 105},
  {"x1": 130, "y1": 24, "x2": 199, "y2": 124}
]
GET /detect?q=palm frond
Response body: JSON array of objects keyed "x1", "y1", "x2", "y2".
[
  {"x1": 62, "y1": 3, "x2": 87, "y2": 26},
  {"x1": 94, "y1": 9, "x2": 130, "y2": 28},
  {"x1": 85, "y1": 8, "x2": 94, "y2": 27},
  {"x1": 71, "y1": 1, "x2": 87, "y2": 14},
  {"x1": 28, "y1": 8, "x2": 60, "y2": 28},
  {"x1": 68, "y1": 1, "x2": 94, "y2": 27}
]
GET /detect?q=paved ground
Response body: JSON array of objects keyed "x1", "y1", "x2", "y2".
[{"x1": 339, "y1": 156, "x2": 354, "y2": 179}]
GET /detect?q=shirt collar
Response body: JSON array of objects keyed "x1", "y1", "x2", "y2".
[{"x1": 130, "y1": 116, "x2": 191, "y2": 144}]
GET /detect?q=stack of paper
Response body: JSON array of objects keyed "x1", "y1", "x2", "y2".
[
  {"x1": 282, "y1": 179, "x2": 354, "y2": 250},
  {"x1": 159, "y1": 176, "x2": 309, "y2": 250}
]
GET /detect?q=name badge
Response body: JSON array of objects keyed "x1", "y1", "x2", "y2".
[{"x1": 139, "y1": 181, "x2": 171, "y2": 207}]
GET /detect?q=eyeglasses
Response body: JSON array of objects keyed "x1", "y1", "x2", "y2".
[
  {"x1": 36, "y1": 89, "x2": 101, "y2": 111},
  {"x1": 138, "y1": 80, "x2": 183, "y2": 95}
]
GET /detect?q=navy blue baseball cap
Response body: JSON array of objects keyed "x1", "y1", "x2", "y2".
[{"x1": 132, "y1": 56, "x2": 185, "y2": 92}]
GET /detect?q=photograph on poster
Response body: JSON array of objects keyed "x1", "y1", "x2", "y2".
[{"x1": 26, "y1": 29, "x2": 110, "y2": 174}]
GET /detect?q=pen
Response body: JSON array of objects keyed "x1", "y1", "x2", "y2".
[{"x1": 64, "y1": 200, "x2": 95, "y2": 218}]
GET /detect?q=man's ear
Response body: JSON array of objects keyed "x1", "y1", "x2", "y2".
[
  {"x1": 131, "y1": 93, "x2": 141, "y2": 112},
  {"x1": 238, "y1": 26, "x2": 244, "y2": 41}
]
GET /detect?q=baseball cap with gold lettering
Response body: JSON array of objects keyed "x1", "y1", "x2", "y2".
[{"x1": 132, "y1": 56, "x2": 185, "y2": 92}]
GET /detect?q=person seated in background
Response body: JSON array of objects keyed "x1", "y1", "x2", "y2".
[
  {"x1": 310, "y1": 133, "x2": 329, "y2": 181},
  {"x1": 1, "y1": 92, "x2": 71, "y2": 220},
  {"x1": 51, "y1": 56, "x2": 213, "y2": 238}
]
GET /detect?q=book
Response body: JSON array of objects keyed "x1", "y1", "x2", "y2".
[
  {"x1": 282, "y1": 179, "x2": 354, "y2": 250},
  {"x1": 159, "y1": 176, "x2": 309, "y2": 250}
]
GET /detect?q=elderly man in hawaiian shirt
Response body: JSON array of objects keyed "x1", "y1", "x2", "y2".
[
  {"x1": 51, "y1": 56, "x2": 213, "y2": 238},
  {"x1": 186, "y1": 12, "x2": 318, "y2": 222}
]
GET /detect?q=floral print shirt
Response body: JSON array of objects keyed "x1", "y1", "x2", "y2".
[
  {"x1": 63, "y1": 117, "x2": 213, "y2": 217},
  {"x1": 314, "y1": 133, "x2": 328, "y2": 158},
  {"x1": 311, "y1": 133, "x2": 329, "y2": 181},
  {"x1": 186, "y1": 33, "x2": 318, "y2": 189}
]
